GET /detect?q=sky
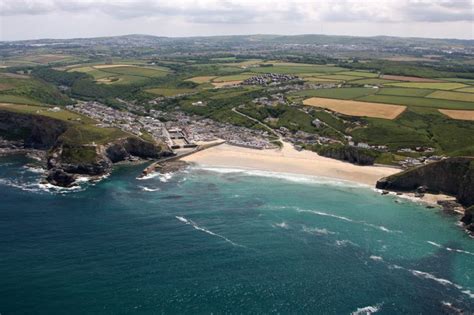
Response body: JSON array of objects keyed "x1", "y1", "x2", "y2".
[{"x1": 0, "y1": 0, "x2": 473, "y2": 41}]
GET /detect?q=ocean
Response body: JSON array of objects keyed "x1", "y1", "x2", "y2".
[{"x1": 0, "y1": 155, "x2": 473, "y2": 314}]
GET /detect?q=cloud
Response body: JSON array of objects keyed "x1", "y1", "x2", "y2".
[{"x1": 0, "y1": 0, "x2": 472, "y2": 24}]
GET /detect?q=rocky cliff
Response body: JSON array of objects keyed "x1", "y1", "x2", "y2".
[
  {"x1": 317, "y1": 145, "x2": 377, "y2": 166},
  {"x1": 376, "y1": 157, "x2": 474, "y2": 207},
  {"x1": 46, "y1": 137, "x2": 173, "y2": 187},
  {"x1": 0, "y1": 110, "x2": 68, "y2": 149},
  {"x1": 0, "y1": 109, "x2": 172, "y2": 187}
]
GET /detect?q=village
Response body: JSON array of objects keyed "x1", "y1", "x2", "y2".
[{"x1": 67, "y1": 101, "x2": 278, "y2": 154}]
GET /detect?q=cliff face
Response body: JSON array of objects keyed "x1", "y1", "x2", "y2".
[
  {"x1": 47, "y1": 137, "x2": 172, "y2": 186},
  {"x1": 376, "y1": 157, "x2": 474, "y2": 207},
  {"x1": 317, "y1": 145, "x2": 377, "y2": 166},
  {"x1": 0, "y1": 110, "x2": 68, "y2": 149},
  {"x1": 0, "y1": 109, "x2": 172, "y2": 187}
]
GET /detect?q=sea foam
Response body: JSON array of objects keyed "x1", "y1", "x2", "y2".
[{"x1": 175, "y1": 216, "x2": 246, "y2": 248}]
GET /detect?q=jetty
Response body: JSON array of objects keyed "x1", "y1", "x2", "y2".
[{"x1": 139, "y1": 140, "x2": 225, "y2": 178}]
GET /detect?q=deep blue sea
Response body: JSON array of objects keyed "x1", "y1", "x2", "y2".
[{"x1": 0, "y1": 155, "x2": 473, "y2": 314}]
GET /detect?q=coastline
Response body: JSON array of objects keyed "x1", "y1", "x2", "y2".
[
  {"x1": 182, "y1": 141, "x2": 399, "y2": 186},
  {"x1": 181, "y1": 142, "x2": 458, "y2": 209}
]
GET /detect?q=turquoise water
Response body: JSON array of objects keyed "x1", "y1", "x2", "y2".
[{"x1": 0, "y1": 155, "x2": 473, "y2": 314}]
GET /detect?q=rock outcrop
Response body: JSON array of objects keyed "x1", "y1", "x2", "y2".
[
  {"x1": 0, "y1": 110, "x2": 68, "y2": 149},
  {"x1": 461, "y1": 206, "x2": 474, "y2": 233},
  {"x1": 0, "y1": 109, "x2": 172, "y2": 187},
  {"x1": 317, "y1": 145, "x2": 377, "y2": 166},
  {"x1": 376, "y1": 157, "x2": 474, "y2": 208},
  {"x1": 46, "y1": 137, "x2": 173, "y2": 186}
]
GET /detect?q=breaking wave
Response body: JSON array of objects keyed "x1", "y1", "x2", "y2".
[
  {"x1": 273, "y1": 222, "x2": 289, "y2": 229},
  {"x1": 175, "y1": 216, "x2": 246, "y2": 248},
  {"x1": 427, "y1": 241, "x2": 474, "y2": 256},
  {"x1": 351, "y1": 304, "x2": 382, "y2": 315},
  {"x1": 370, "y1": 254, "x2": 474, "y2": 299},
  {"x1": 192, "y1": 166, "x2": 365, "y2": 187},
  {"x1": 296, "y1": 208, "x2": 401, "y2": 234},
  {"x1": 302, "y1": 225, "x2": 336, "y2": 235}
]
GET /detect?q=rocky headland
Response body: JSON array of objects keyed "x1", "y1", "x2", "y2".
[
  {"x1": 0, "y1": 109, "x2": 173, "y2": 187},
  {"x1": 376, "y1": 157, "x2": 474, "y2": 233}
]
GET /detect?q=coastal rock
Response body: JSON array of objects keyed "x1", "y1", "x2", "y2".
[
  {"x1": 460, "y1": 206, "x2": 474, "y2": 226},
  {"x1": 317, "y1": 145, "x2": 377, "y2": 166},
  {"x1": 0, "y1": 110, "x2": 68, "y2": 149},
  {"x1": 376, "y1": 157, "x2": 474, "y2": 208},
  {"x1": 46, "y1": 168, "x2": 77, "y2": 187}
]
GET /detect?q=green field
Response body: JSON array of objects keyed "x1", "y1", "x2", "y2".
[
  {"x1": 376, "y1": 87, "x2": 434, "y2": 97},
  {"x1": 146, "y1": 87, "x2": 195, "y2": 97},
  {"x1": 455, "y1": 87, "x2": 474, "y2": 93},
  {"x1": 385, "y1": 82, "x2": 467, "y2": 90},
  {"x1": 212, "y1": 73, "x2": 254, "y2": 82},
  {"x1": 426, "y1": 90, "x2": 474, "y2": 102},
  {"x1": 293, "y1": 87, "x2": 378, "y2": 99},
  {"x1": 337, "y1": 71, "x2": 379, "y2": 78},
  {"x1": 357, "y1": 94, "x2": 474, "y2": 110},
  {"x1": 69, "y1": 65, "x2": 169, "y2": 85},
  {"x1": 101, "y1": 66, "x2": 168, "y2": 78},
  {"x1": 0, "y1": 76, "x2": 71, "y2": 105},
  {"x1": 318, "y1": 74, "x2": 363, "y2": 81},
  {"x1": 350, "y1": 78, "x2": 401, "y2": 85},
  {"x1": 251, "y1": 64, "x2": 345, "y2": 74}
]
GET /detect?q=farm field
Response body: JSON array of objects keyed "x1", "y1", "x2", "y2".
[
  {"x1": 381, "y1": 75, "x2": 441, "y2": 82},
  {"x1": 303, "y1": 97, "x2": 406, "y2": 119},
  {"x1": 455, "y1": 87, "x2": 474, "y2": 93},
  {"x1": 293, "y1": 87, "x2": 378, "y2": 99},
  {"x1": 350, "y1": 78, "x2": 400, "y2": 85},
  {"x1": 69, "y1": 64, "x2": 169, "y2": 85},
  {"x1": 376, "y1": 87, "x2": 434, "y2": 97},
  {"x1": 146, "y1": 87, "x2": 195, "y2": 97},
  {"x1": 212, "y1": 81, "x2": 243, "y2": 88},
  {"x1": 212, "y1": 73, "x2": 254, "y2": 82},
  {"x1": 251, "y1": 64, "x2": 346, "y2": 74},
  {"x1": 427, "y1": 90, "x2": 474, "y2": 102},
  {"x1": 358, "y1": 94, "x2": 474, "y2": 110},
  {"x1": 318, "y1": 74, "x2": 363, "y2": 81},
  {"x1": 336, "y1": 71, "x2": 379, "y2": 78},
  {"x1": 385, "y1": 82, "x2": 467, "y2": 90},
  {"x1": 186, "y1": 76, "x2": 216, "y2": 83},
  {"x1": 439, "y1": 109, "x2": 474, "y2": 121}
]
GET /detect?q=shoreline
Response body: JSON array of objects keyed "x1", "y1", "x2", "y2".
[
  {"x1": 181, "y1": 141, "x2": 458, "y2": 209},
  {"x1": 182, "y1": 141, "x2": 399, "y2": 186}
]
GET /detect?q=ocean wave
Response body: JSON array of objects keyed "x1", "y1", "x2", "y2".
[
  {"x1": 427, "y1": 241, "x2": 474, "y2": 256},
  {"x1": 191, "y1": 166, "x2": 366, "y2": 187},
  {"x1": 296, "y1": 208, "x2": 401, "y2": 234},
  {"x1": 369, "y1": 255, "x2": 383, "y2": 262},
  {"x1": 0, "y1": 177, "x2": 84, "y2": 194},
  {"x1": 137, "y1": 172, "x2": 161, "y2": 180},
  {"x1": 298, "y1": 209, "x2": 354, "y2": 222},
  {"x1": 335, "y1": 239, "x2": 359, "y2": 247},
  {"x1": 302, "y1": 225, "x2": 336, "y2": 235},
  {"x1": 139, "y1": 186, "x2": 161, "y2": 192},
  {"x1": 273, "y1": 222, "x2": 289, "y2": 229},
  {"x1": 351, "y1": 304, "x2": 382, "y2": 314},
  {"x1": 22, "y1": 165, "x2": 45, "y2": 174},
  {"x1": 370, "y1": 253, "x2": 474, "y2": 300},
  {"x1": 175, "y1": 216, "x2": 246, "y2": 248}
]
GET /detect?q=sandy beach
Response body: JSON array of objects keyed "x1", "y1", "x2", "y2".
[
  {"x1": 182, "y1": 142, "x2": 459, "y2": 208},
  {"x1": 182, "y1": 142, "x2": 400, "y2": 186}
]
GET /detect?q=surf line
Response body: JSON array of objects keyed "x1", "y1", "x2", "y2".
[
  {"x1": 176, "y1": 216, "x2": 246, "y2": 248},
  {"x1": 296, "y1": 208, "x2": 402, "y2": 234}
]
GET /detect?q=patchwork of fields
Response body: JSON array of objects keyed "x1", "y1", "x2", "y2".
[
  {"x1": 68, "y1": 64, "x2": 169, "y2": 85},
  {"x1": 303, "y1": 97, "x2": 406, "y2": 119}
]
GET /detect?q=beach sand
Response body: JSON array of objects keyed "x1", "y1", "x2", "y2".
[
  {"x1": 182, "y1": 142, "x2": 459, "y2": 208},
  {"x1": 182, "y1": 142, "x2": 400, "y2": 186}
]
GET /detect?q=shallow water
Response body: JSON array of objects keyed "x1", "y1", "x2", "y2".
[{"x1": 0, "y1": 155, "x2": 473, "y2": 313}]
